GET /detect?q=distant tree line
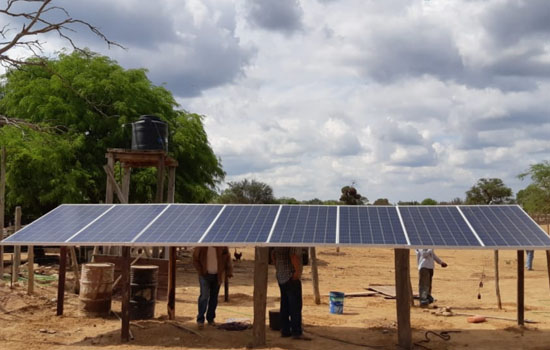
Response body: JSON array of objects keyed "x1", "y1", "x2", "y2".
[{"x1": 218, "y1": 161, "x2": 550, "y2": 219}]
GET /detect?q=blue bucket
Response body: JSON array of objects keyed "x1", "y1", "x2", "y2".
[{"x1": 329, "y1": 291, "x2": 344, "y2": 314}]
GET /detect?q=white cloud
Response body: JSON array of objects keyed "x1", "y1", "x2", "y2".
[{"x1": 4, "y1": 0, "x2": 549, "y2": 203}]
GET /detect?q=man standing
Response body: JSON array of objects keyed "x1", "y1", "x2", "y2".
[
  {"x1": 415, "y1": 249, "x2": 447, "y2": 307},
  {"x1": 193, "y1": 246, "x2": 233, "y2": 328},
  {"x1": 272, "y1": 247, "x2": 311, "y2": 340},
  {"x1": 525, "y1": 250, "x2": 534, "y2": 270}
]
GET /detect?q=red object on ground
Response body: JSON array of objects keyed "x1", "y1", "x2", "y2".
[{"x1": 467, "y1": 315, "x2": 487, "y2": 323}]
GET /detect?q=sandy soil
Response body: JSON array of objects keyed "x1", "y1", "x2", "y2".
[{"x1": 2, "y1": 239, "x2": 550, "y2": 350}]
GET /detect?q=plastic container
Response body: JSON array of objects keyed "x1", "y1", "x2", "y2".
[
  {"x1": 131, "y1": 115, "x2": 168, "y2": 151},
  {"x1": 329, "y1": 291, "x2": 344, "y2": 314}
]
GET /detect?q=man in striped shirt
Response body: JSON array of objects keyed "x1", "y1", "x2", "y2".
[{"x1": 272, "y1": 247, "x2": 311, "y2": 340}]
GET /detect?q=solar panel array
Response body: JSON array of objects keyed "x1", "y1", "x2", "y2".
[{"x1": 2, "y1": 204, "x2": 549, "y2": 249}]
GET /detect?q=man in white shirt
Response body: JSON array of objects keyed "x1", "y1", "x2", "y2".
[
  {"x1": 415, "y1": 249, "x2": 447, "y2": 307},
  {"x1": 192, "y1": 246, "x2": 233, "y2": 328}
]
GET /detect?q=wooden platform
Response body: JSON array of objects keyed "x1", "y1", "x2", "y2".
[{"x1": 106, "y1": 148, "x2": 178, "y2": 168}]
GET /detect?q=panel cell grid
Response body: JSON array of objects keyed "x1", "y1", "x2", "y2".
[
  {"x1": 460, "y1": 205, "x2": 550, "y2": 247},
  {"x1": 201, "y1": 205, "x2": 279, "y2": 243},
  {"x1": 3, "y1": 205, "x2": 112, "y2": 244},
  {"x1": 340, "y1": 206, "x2": 407, "y2": 245},
  {"x1": 134, "y1": 204, "x2": 223, "y2": 244},
  {"x1": 69, "y1": 205, "x2": 167, "y2": 243},
  {"x1": 269, "y1": 205, "x2": 337, "y2": 244},
  {"x1": 400, "y1": 206, "x2": 480, "y2": 247}
]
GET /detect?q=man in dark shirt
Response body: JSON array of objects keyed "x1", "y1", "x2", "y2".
[{"x1": 271, "y1": 247, "x2": 311, "y2": 340}]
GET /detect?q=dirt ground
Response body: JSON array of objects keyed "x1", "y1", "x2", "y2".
[{"x1": 2, "y1": 236, "x2": 550, "y2": 350}]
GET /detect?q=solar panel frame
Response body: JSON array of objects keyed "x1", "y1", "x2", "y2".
[
  {"x1": 133, "y1": 204, "x2": 224, "y2": 245},
  {"x1": 459, "y1": 205, "x2": 550, "y2": 249},
  {"x1": 339, "y1": 206, "x2": 409, "y2": 247},
  {"x1": 200, "y1": 204, "x2": 281, "y2": 245},
  {"x1": 399, "y1": 205, "x2": 483, "y2": 249},
  {"x1": 68, "y1": 204, "x2": 168, "y2": 244},
  {"x1": 267, "y1": 205, "x2": 338, "y2": 246},
  {"x1": 2, "y1": 204, "x2": 113, "y2": 245}
]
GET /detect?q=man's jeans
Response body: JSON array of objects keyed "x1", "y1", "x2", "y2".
[
  {"x1": 197, "y1": 274, "x2": 220, "y2": 323},
  {"x1": 418, "y1": 268, "x2": 434, "y2": 305},
  {"x1": 526, "y1": 250, "x2": 534, "y2": 270},
  {"x1": 278, "y1": 278, "x2": 303, "y2": 336}
]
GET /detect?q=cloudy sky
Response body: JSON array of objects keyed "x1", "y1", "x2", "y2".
[{"x1": 5, "y1": 0, "x2": 550, "y2": 203}]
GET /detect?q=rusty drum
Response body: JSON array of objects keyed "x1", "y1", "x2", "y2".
[
  {"x1": 79, "y1": 263, "x2": 115, "y2": 317},
  {"x1": 130, "y1": 265, "x2": 159, "y2": 320}
]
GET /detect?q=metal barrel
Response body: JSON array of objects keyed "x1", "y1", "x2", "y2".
[
  {"x1": 79, "y1": 263, "x2": 115, "y2": 317},
  {"x1": 130, "y1": 265, "x2": 159, "y2": 320}
]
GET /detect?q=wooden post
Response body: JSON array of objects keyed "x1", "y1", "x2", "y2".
[
  {"x1": 495, "y1": 250, "x2": 502, "y2": 309},
  {"x1": 394, "y1": 249, "x2": 412, "y2": 350},
  {"x1": 546, "y1": 251, "x2": 550, "y2": 293},
  {"x1": 105, "y1": 153, "x2": 115, "y2": 203},
  {"x1": 104, "y1": 165, "x2": 128, "y2": 204},
  {"x1": 122, "y1": 166, "x2": 131, "y2": 202},
  {"x1": 155, "y1": 156, "x2": 165, "y2": 203},
  {"x1": 27, "y1": 245, "x2": 34, "y2": 295},
  {"x1": 517, "y1": 250, "x2": 524, "y2": 326},
  {"x1": 224, "y1": 275, "x2": 229, "y2": 302},
  {"x1": 57, "y1": 246, "x2": 67, "y2": 316},
  {"x1": 70, "y1": 247, "x2": 80, "y2": 293},
  {"x1": 0, "y1": 146, "x2": 5, "y2": 280},
  {"x1": 310, "y1": 247, "x2": 321, "y2": 304},
  {"x1": 121, "y1": 246, "x2": 131, "y2": 342},
  {"x1": 167, "y1": 246, "x2": 176, "y2": 320},
  {"x1": 252, "y1": 247, "x2": 269, "y2": 347},
  {"x1": 100, "y1": 154, "x2": 115, "y2": 256},
  {"x1": 167, "y1": 166, "x2": 176, "y2": 203},
  {"x1": 12, "y1": 206, "x2": 22, "y2": 284}
]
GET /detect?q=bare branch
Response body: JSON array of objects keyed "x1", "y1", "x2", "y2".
[{"x1": 0, "y1": 0, "x2": 125, "y2": 66}]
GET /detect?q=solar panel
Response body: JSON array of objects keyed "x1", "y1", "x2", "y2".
[
  {"x1": 3, "y1": 203, "x2": 550, "y2": 249},
  {"x1": 3, "y1": 204, "x2": 112, "y2": 244},
  {"x1": 201, "y1": 205, "x2": 280, "y2": 243},
  {"x1": 459, "y1": 205, "x2": 550, "y2": 247},
  {"x1": 69, "y1": 204, "x2": 168, "y2": 243},
  {"x1": 339, "y1": 206, "x2": 407, "y2": 245},
  {"x1": 134, "y1": 204, "x2": 223, "y2": 244},
  {"x1": 269, "y1": 205, "x2": 337, "y2": 244},
  {"x1": 399, "y1": 206, "x2": 481, "y2": 247}
]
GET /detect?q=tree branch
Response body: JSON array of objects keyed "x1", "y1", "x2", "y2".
[{"x1": 0, "y1": 0, "x2": 125, "y2": 66}]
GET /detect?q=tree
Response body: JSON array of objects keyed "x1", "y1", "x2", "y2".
[
  {"x1": 0, "y1": 51, "x2": 224, "y2": 219},
  {"x1": 0, "y1": 0, "x2": 121, "y2": 67},
  {"x1": 421, "y1": 198, "x2": 438, "y2": 205},
  {"x1": 373, "y1": 198, "x2": 390, "y2": 205},
  {"x1": 465, "y1": 178, "x2": 512, "y2": 204},
  {"x1": 397, "y1": 201, "x2": 420, "y2": 205},
  {"x1": 518, "y1": 161, "x2": 550, "y2": 215},
  {"x1": 276, "y1": 197, "x2": 300, "y2": 205},
  {"x1": 216, "y1": 179, "x2": 274, "y2": 204},
  {"x1": 339, "y1": 185, "x2": 367, "y2": 205}
]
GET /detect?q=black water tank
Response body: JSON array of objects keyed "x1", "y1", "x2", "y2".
[{"x1": 131, "y1": 115, "x2": 168, "y2": 151}]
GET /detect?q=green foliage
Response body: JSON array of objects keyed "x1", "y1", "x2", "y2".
[
  {"x1": 216, "y1": 179, "x2": 274, "y2": 204},
  {"x1": 0, "y1": 127, "x2": 93, "y2": 221},
  {"x1": 373, "y1": 198, "x2": 390, "y2": 205},
  {"x1": 339, "y1": 185, "x2": 367, "y2": 205},
  {"x1": 517, "y1": 185, "x2": 548, "y2": 214},
  {"x1": 276, "y1": 197, "x2": 301, "y2": 204},
  {"x1": 465, "y1": 178, "x2": 512, "y2": 204},
  {"x1": 0, "y1": 51, "x2": 223, "y2": 219},
  {"x1": 518, "y1": 161, "x2": 550, "y2": 214},
  {"x1": 421, "y1": 198, "x2": 438, "y2": 205},
  {"x1": 397, "y1": 201, "x2": 420, "y2": 205}
]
